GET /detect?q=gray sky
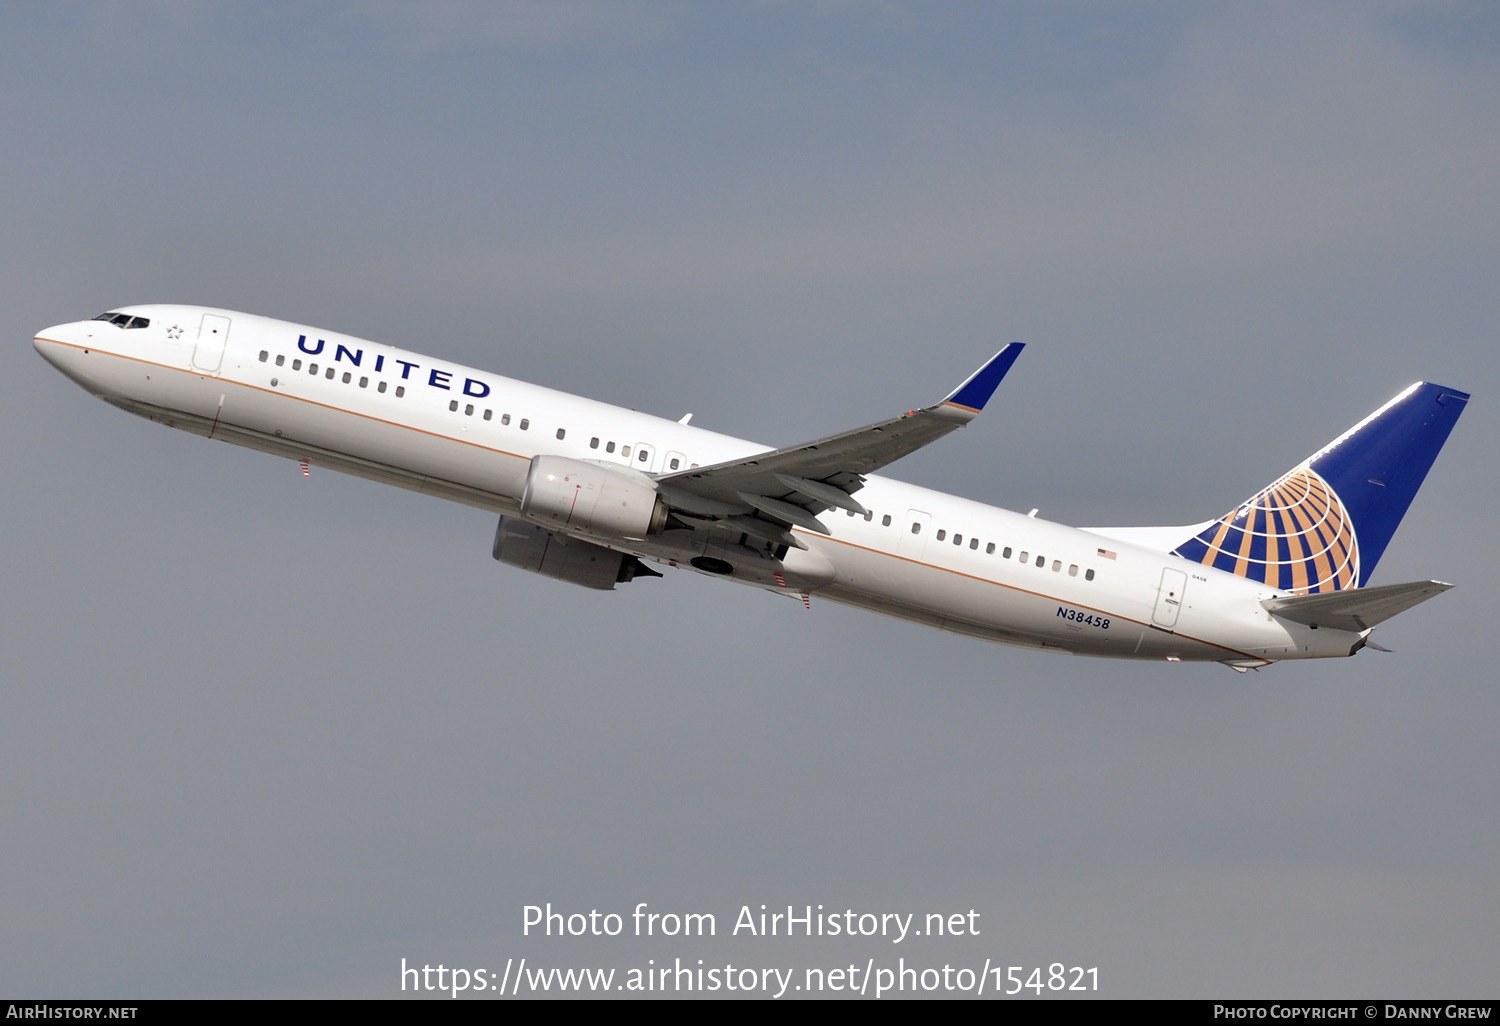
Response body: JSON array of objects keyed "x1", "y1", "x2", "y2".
[{"x1": 3, "y1": 1, "x2": 1496, "y2": 999}]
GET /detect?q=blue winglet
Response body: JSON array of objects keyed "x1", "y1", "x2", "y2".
[{"x1": 944, "y1": 343, "x2": 1025, "y2": 413}]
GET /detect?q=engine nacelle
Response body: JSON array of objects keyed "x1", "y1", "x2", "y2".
[
  {"x1": 520, "y1": 455, "x2": 667, "y2": 539},
  {"x1": 492, "y1": 516, "x2": 659, "y2": 590}
]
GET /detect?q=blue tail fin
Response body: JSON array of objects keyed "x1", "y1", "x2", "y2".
[{"x1": 1172, "y1": 383, "x2": 1469, "y2": 592}]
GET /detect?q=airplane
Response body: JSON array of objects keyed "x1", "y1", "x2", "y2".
[{"x1": 33, "y1": 305, "x2": 1469, "y2": 670}]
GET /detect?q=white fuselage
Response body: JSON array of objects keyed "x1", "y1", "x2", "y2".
[{"x1": 34, "y1": 305, "x2": 1364, "y2": 667}]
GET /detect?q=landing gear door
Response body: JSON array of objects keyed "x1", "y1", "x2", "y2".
[
  {"x1": 193, "y1": 314, "x2": 231, "y2": 374},
  {"x1": 1152, "y1": 567, "x2": 1188, "y2": 629}
]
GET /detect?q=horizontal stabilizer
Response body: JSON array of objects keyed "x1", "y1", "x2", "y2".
[{"x1": 1261, "y1": 580, "x2": 1452, "y2": 632}]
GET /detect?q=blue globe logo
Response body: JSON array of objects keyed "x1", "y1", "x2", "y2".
[{"x1": 1177, "y1": 468, "x2": 1359, "y2": 593}]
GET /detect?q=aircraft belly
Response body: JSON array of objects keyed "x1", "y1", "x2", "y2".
[
  {"x1": 98, "y1": 357, "x2": 1333, "y2": 664},
  {"x1": 35, "y1": 309, "x2": 1459, "y2": 668},
  {"x1": 817, "y1": 538, "x2": 1140, "y2": 655},
  {"x1": 98, "y1": 355, "x2": 532, "y2": 512},
  {"x1": 235, "y1": 387, "x2": 528, "y2": 497}
]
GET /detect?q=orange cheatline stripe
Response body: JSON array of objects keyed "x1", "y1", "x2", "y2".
[
  {"x1": 802, "y1": 531, "x2": 1271, "y2": 663},
  {"x1": 46, "y1": 338, "x2": 1280, "y2": 663},
  {"x1": 39, "y1": 338, "x2": 534, "y2": 463}
]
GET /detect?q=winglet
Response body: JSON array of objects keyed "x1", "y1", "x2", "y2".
[{"x1": 943, "y1": 343, "x2": 1025, "y2": 414}]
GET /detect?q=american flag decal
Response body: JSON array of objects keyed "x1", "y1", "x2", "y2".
[{"x1": 1097, "y1": 548, "x2": 1117, "y2": 560}]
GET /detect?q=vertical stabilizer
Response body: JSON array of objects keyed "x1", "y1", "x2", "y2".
[{"x1": 1173, "y1": 383, "x2": 1469, "y2": 591}]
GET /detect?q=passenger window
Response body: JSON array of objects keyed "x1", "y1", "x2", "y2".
[
  {"x1": 936, "y1": 529, "x2": 946, "y2": 541},
  {"x1": 1019, "y1": 551, "x2": 1028, "y2": 562},
  {"x1": 519, "y1": 419, "x2": 529, "y2": 430},
  {"x1": 911, "y1": 523, "x2": 921, "y2": 535},
  {"x1": 590, "y1": 437, "x2": 600, "y2": 449},
  {"x1": 1035, "y1": 555, "x2": 1045, "y2": 568},
  {"x1": 986, "y1": 542, "x2": 995, "y2": 554},
  {"x1": 846, "y1": 510, "x2": 856, "y2": 518},
  {"x1": 638, "y1": 449, "x2": 648, "y2": 462},
  {"x1": 449, "y1": 400, "x2": 459, "y2": 412},
  {"x1": 293, "y1": 359, "x2": 302, "y2": 371},
  {"x1": 359, "y1": 376, "x2": 368, "y2": 388},
  {"x1": 670, "y1": 457, "x2": 680, "y2": 470},
  {"x1": 342, "y1": 372, "x2": 351, "y2": 383},
  {"x1": 1085, "y1": 569, "x2": 1095, "y2": 581},
  {"x1": 557, "y1": 428, "x2": 566, "y2": 440},
  {"x1": 466, "y1": 404, "x2": 474, "y2": 416},
  {"x1": 378, "y1": 381, "x2": 387, "y2": 393},
  {"x1": 325, "y1": 367, "x2": 335, "y2": 379},
  {"x1": 275, "y1": 354, "x2": 285, "y2": 367},
  {"x1": 606, "y1": 441, "x2": 615, "y2": 453},
  {"x1": 501, "y1": 414, "x2": 511, "y2": 426},
  {"x1": 953, "y1": 534, "x2": 962, "y2": 546},
  {"x1": 1069, "y1": 564, "x2": 1078, "y2": 576},
  {"x1": 395, "y1": 386, "x2": 405, "y2": 397},
  {"x1": 882, "y1": 515, "x2": 892, "y2": 527},
  {"x1": 258, "y1": 351, "x2": 268, "y2": 362},
  {"x1": 309, "y1": 363, "x2": 318, "y2": 374},
  {"x1": 970, "y1": 538, "x2": 979, "y2": 550},
  {"x1": 621, "y1": 445, "x2": 630, "y2": 457},
  {"x1": 484, "y1": 410, "x2": 492, "y2": 421},
  {"x1": 1052, "y1": 560, "x2": 1061, "y2": 572},
  {"x1": 864, "y1": 511, "x2": 873, "y2": 521}
]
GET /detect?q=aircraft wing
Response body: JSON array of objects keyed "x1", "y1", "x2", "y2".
[
  {"x1": 1261, "y1": 579, "x2": 1453, "y2": 632},
  {"x1": 653, "y1": 344, "x2": 1023, "y2": 548}
]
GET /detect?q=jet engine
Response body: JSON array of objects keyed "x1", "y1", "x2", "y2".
[
  {"x1": 519, "y1": 455, "x2": 668, "y2": 539},
  {"x1": 492, "y1": 516, "x2": 661, "y2": 590}
]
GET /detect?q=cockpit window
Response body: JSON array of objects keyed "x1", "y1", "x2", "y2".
[{"x1": 92, "y1": 312, "x2": 150, "y2": 329}]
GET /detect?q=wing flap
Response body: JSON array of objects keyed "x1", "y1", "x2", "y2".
[
  {"x1": 772, "y1": 473, "x2": 869, "y2": 516},
  {"x1": 1261, "y1": 580, "x2": 1453, "y2": 632},
  {"x1": 738, "y1": 492, "x2": 831, "y2": 535}
]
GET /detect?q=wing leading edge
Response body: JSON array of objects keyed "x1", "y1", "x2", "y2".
[{"x1": 654, "y1": 344, "x2": 1024, "y2": 547}]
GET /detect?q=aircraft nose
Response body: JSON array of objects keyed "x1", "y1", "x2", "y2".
[{"x1": 33, "y1": 326, "x2": 67, "y2": 366}]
